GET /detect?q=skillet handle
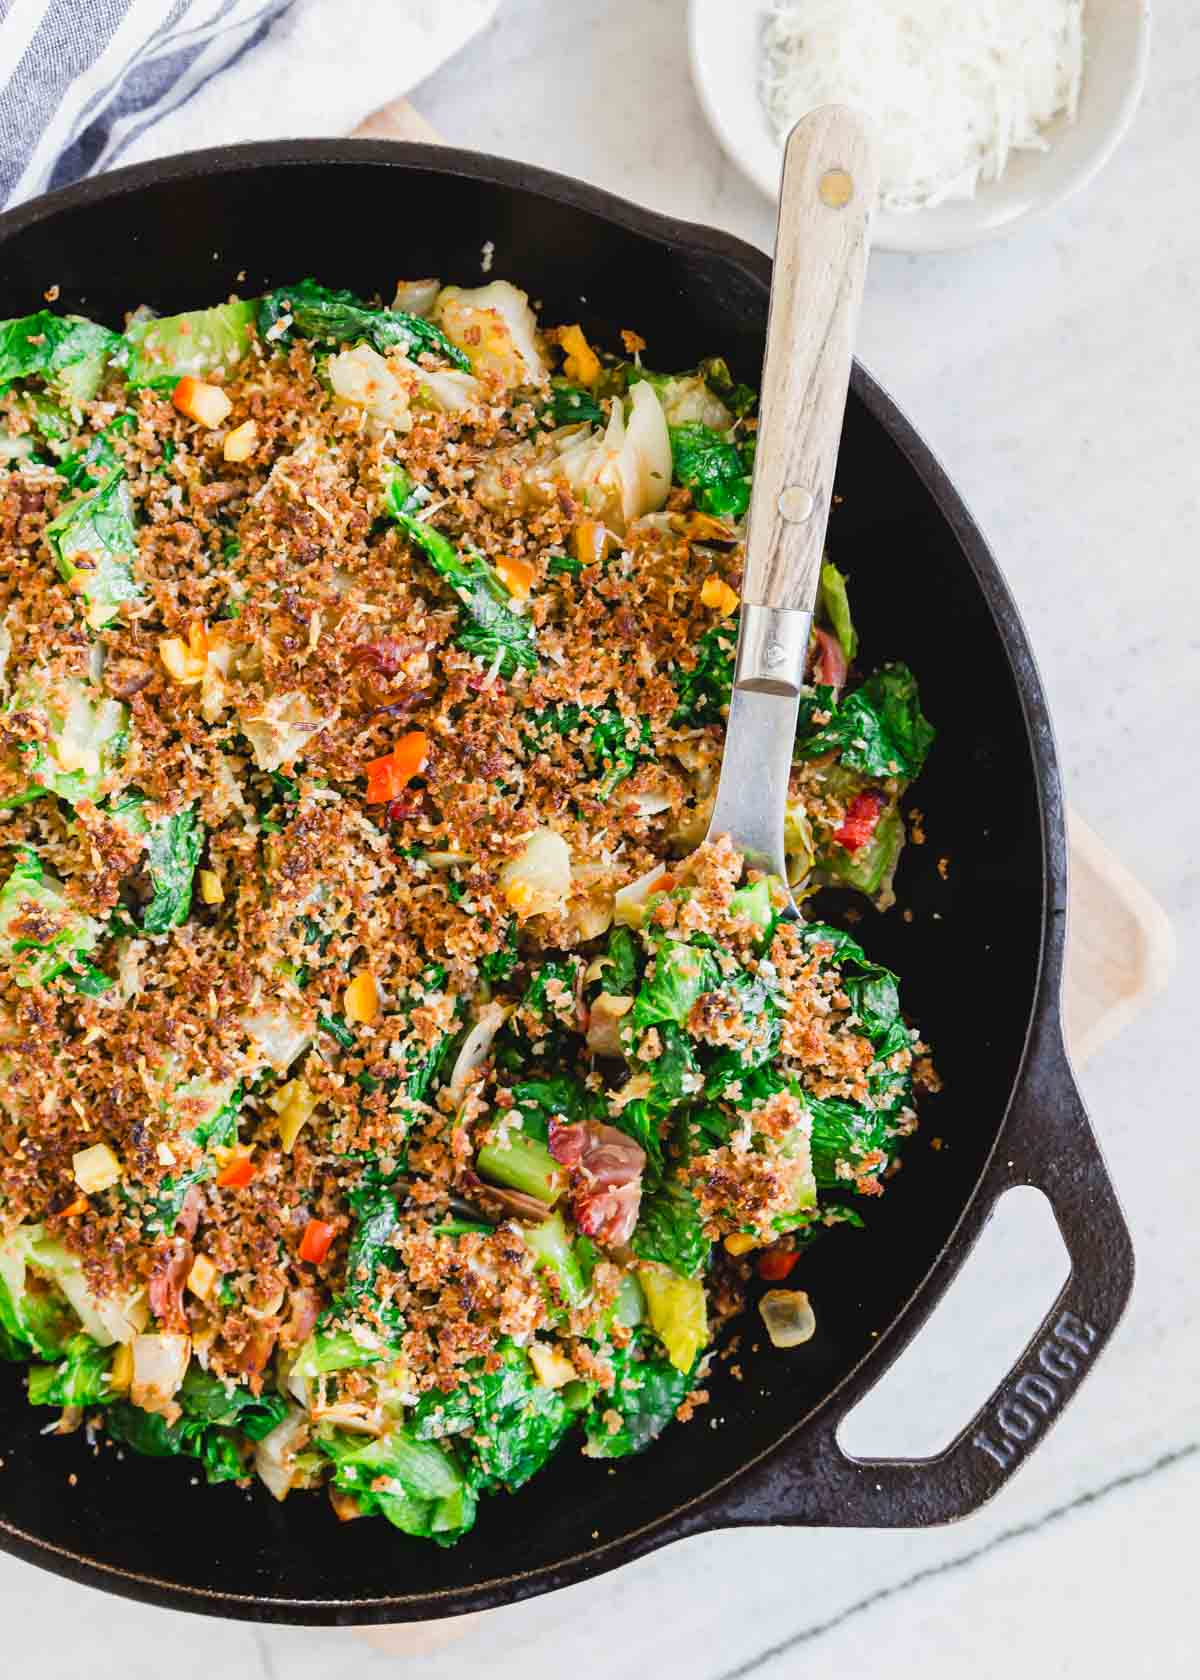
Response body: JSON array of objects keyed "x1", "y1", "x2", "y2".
[{"x1": 705, "y1": 1012, "x2": 1134, "y2": 1530}]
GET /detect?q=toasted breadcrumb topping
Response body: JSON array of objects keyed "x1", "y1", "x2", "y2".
[{"x1": 0, "y1": 289, "x2": 935, "y2": 1528}]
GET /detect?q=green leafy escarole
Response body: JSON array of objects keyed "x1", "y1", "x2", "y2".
[
  {"x1": 104, "y1": 1365, "x2": 287, "y2": 1486},
  {"x1": 668, "y1": 422, "x2": 752, "y2": 520},
  {"x1": 385, "y1": 470, "x2": 537, "y2": 678},
  {"x1": 258, "y1": 279, "x2": 469, "y2": 370},
  {"x1": 44, "y1": 469, "x2": 141, "y2": 631},
  {"x1": 107, "y1": 793, "x2": 204, "y2": 933},
  {"x1": 794, "y1": 663, "x2": 935, "y2": 902},
  {"x1": 524, "y1": 700, "x2": 652, "y2": 800},
  {"x1": 0, "y1": 310, "x2": 120, "y2": 405}
]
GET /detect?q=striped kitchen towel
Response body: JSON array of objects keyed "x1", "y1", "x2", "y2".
[{"x1": 0, "y1": 0, "x2": 498, "y2": 209}]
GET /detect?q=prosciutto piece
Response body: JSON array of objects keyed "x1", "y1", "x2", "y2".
[
  {"x1": 176, "y1": 1184, "x2": 204, "y2": 1241},
  {"x1": 284, "y1": 1285, "x2": 321, "y2": 1347},
  {"x1": 148, "y1": 1237, "x2": 192, "y2": 1333},
  {"x1": 810, "y1": 626, "x2": 848, "y2": 692},
  {"x1": 549, "y1": 1120, "x2": 645, "y2": 1246}
]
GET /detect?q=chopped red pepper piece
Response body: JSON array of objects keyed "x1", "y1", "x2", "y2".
[
  {"x1": 364, "y1": 730, "x2": 429, "y2": 804},
  {"x1": 832, "y1": 788, "x2": 886, "y2": 854},
  {"x1": 385, "y1": 796, "x2": 422, "y2": 823},
  {"x1": 299, "y1": 1217, "x2": 335, "y2": 1265},
  {"x1": 216, "y1": 1155, "x2": 255, "y2": 1189},
  {"x1": 757, "y1": 1248, "x2": 800, "y2": 1282}
]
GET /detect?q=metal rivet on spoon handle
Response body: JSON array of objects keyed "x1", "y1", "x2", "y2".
[{"x1": 705, "y1": 106, "x2": 878, "y2": 889}]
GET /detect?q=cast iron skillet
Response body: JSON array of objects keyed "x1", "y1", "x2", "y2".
[{"x1": 0, "y1": 141, "x2": 1133, "y2": 1624}]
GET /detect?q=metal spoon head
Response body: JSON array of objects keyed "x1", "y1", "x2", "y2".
[{"x1": 703, "y1": 684, "x2": 803, "y2": 920}]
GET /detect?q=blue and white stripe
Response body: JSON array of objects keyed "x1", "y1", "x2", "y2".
[{"x1": 0, "y1": 0, "x2": 293, "y2": 208}]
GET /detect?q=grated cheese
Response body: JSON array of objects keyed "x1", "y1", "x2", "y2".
[{"x1": 760, "y1": 1, "x2": 1084, "y2": 212}]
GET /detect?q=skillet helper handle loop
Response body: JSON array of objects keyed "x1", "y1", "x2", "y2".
[
  {"x1": 736, "y1": 106, "x2": 879, "y2": 697},
  {"x1": 705, "y1": 1015, "x2": 1135, "y2": 1531}
]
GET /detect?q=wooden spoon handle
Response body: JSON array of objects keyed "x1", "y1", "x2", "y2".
[{"x1": 737, "y1": 106, "x2": 877, "y2": 685}]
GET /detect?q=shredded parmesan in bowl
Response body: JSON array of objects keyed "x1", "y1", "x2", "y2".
[{"x1": 759, "y1": 0, "x2": 1085, "y2": 213}]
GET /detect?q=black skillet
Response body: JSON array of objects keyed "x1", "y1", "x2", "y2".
[{"x1": 0, "y1": 141, "x2": 1133, "y2": 1624}]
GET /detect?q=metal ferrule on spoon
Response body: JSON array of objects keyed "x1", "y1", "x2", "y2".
[{"x1": 705, "y1": 107, "x2": 879, "y2": 895}]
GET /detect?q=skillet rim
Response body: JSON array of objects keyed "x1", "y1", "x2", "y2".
[{"x1": 0, "y1": 138, "x2": 1065, "y2": 1621}]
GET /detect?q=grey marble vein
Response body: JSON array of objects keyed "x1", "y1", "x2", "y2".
[{"x1": 714, "y1": 1440, "x2": 1199, "y2": 1680}]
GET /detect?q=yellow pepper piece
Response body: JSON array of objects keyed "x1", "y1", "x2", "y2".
[
  {"x1": 198, "y1": 869, "x2": 224, "y2": 904},
  {"x1": 159, "y1": 634, "x2": 206, "y2": 685},
  {"x1": 173, "y1": 375, "x2": 232, "y2": 428},
  {"x1": 186, "y1": 1253, "x2": 217, "y2": 1301},
  {"x1": 222, "y1": 419, "x2": 258, "y2": 463},
  {"x1": 268, "y1": 1078, "x2": 320, "y2": 1152},
  {"x1": 723, "y1": 1232, "x2": 759, "y2": 1257},
  {"x1": 109, "y1": 1342, "x2": 134, "y2": 1395},
  {"x1": 344, "y1": 970, "x2": 380, "y2": 1025},
  {"x1": 700, "y1": 575, "x2": 739, "y2": 617},
  {"x1": 529, "y1": 1341, "x2": 576, "y2": 1389},
  {"x1": 72, "y1": 1142, "x2": 122, "y2": 1194},
  {"x1": 572, "y1": 519, "x2": 609, "y2": 568},
  {"x1": 504, "y1": 879, "x2": 536, "y2": 915},
  {"x1": 637, "y1": 1265, "x2": 708, "y2": 1374},
  {"x1": 557, "y1": 323, "x2": 601, "y2": 387}
]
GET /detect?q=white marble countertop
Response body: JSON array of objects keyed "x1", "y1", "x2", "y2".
[{"x1": 3, "y1": 1, "x2": 1197, "y2": 1673}]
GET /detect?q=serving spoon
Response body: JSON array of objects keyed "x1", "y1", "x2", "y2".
[{"x1": 704, "y1": 106, "x2": 879, "y2": 910}]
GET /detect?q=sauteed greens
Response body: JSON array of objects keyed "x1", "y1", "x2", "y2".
[{"x1": 0, "y1": 276, "x2": 933, "y2": 1543}]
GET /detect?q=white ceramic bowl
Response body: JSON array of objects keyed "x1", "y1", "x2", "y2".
[{"x1": 688, "y1": 0, "x2": 1151, "y2": 253}]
